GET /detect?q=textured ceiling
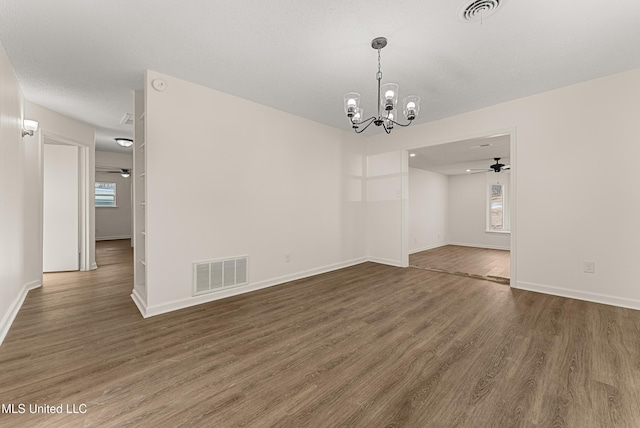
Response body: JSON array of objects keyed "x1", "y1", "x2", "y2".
[
  {"x1": 409, "y1": 135, "x2": 510, "y2": 175},
  {"x1": 1, "y1": 0, "x2": 639, "y2": 154}
]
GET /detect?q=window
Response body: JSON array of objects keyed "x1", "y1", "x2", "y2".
[
  {"x1": 95, "y1": 182, "x2": 116, "y2": 207},
  {"x1": 487, "y1": 177, "x2": 510, "y2": 233},
  {"x1": 490, "y1": 184, "x2": 504, "y2": 230}
]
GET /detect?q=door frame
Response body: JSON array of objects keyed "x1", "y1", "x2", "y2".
[
  {"x1": 402, "y1": 127, "x2": 517, "y2": 286},
  {"x1": 42, "y1": 132, "x2": 92, "y2": 271}
]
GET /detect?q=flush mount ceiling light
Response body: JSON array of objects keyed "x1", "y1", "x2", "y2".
[
  {"x1": 115, "y1": 138, "x2": 133, "y2": 148},
  {"x1": 343, "y1": 37, "x2": 421, "y2": 134}
]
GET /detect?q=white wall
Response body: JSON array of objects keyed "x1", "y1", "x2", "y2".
[
  {"x1": 0, "y1": 41, "x2": 39, "y2": 345},
  {"x1": 26, "y1": 102, "x2": 96, "y2": 270},
  {"x1": 367, "y1": 151, "x2": 405, "y2": 266},
  {"x1": 95, "y1": 151, "x2": 133, "y2": 240},
  {"x1": 22, "y1": 125, "x2": 43, "y2": 292},
  {"x1": 408, "y1": 168, "x2": 448, "y2": 253},
  {"x1": 142, "y1": 70, "x2": 366, "y2": 314},
  {"x1": 448, "y1": 172, "x2": 510, "y2": 250},
  {"x1": 0, "y1": 43, "x2": 97, "y2": 344},
  {"x1": 366, "y1": 67, "x2": 640, "y2": 310}
]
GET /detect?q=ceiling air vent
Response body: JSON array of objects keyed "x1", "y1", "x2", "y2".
[
  {"x1": 470, "y1": 143, "x2": 493, "y2": 149},
  {"x1": 459, "y1": 0, "x2": 505, "y2": 22}
]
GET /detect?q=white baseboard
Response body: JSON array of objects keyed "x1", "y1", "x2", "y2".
[
  {"x1": 91, "y1": 262, "x2": 98, "y2": 270},
  {"x1": 134, "y1": 257, "x2": 368, "y2": 318},
  {"x1": 0, "y1": 280, "x2": 42, "y2": 346},
  {"x1": 96, "y1": 235, "x2": 131, "y2": 241},
  {"x1": 515, "y1": 281, "x2": 640, "y2": 311},
  {"x1": 447, "y1": 241, "x2": 510, "y2": 251},
  {"x1": 409, "y1": 243, "x2": 447, "y2": 254},
  {"x1": 130, "y1": 288, "x2": 148, "y2": 317},
  {"x1": 367, "y1": 256, "x2": 405, "y2": 267}
]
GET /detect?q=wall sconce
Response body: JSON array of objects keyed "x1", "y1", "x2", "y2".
[
  {"x1": 115, "y1": 138, "x2": 133, "y2": 148},
  {"x1": 22, "y1": 119, "x2": 39, "y2": 137}
]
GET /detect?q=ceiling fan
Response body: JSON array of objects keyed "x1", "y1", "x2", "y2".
[
  {"x1": 467, "y1": 158, "x2": 510, "y2": 174},
  {"x1": 96, "y1": 166, "x2": 131, "y2": 178}
]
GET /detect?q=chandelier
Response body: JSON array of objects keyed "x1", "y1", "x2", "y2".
[{"x1": 343, "y1": 37, "x2": 420, "y2": 134}]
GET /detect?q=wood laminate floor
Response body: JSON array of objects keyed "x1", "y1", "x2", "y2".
[
  {"x1": 410, "y1": 245, "x2": 510, "y2": 283},
  {"x1": 1, "y1": 240, "x2": 639, "y2": 427}
]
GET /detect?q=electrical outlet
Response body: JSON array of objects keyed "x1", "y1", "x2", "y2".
[
  {"x1": 285, "y1": 253, "x2": 291, "y2": 263},
  {"x1": 583, "y1": 260, "x2": 595, "y2": 274}
]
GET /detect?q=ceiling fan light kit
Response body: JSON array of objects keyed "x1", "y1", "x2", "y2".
[{"x1": 343, "y1": 37, "x2": 420, "y2": 134}]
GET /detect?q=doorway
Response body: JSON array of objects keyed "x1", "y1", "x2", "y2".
[
  {"x1": 404, "y1": 130, "x2": 516, "y2": 284},
  {"x1": 41, "y1": 134, "x2": 92, "y2": 273}
]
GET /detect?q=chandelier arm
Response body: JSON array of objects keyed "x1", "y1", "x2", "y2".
[
  {"x1": 387, "y1": 117, "x2": 413, "y2": 128},
  {"x1": 350, "y1": 115, "x2": 376, "y2": 126},
  {"x1": 352, "y1": 117, "x2": 377, "y2": 134},
  {"x1": 382, "y1": 122, "x2": 392, "y2": 134}
]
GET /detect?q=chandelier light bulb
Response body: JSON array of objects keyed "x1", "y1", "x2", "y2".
[
  {"x1": 344, "y1": 92, "x2": 361, "y2": 117},
  {"x1": 403, "y1": 96, "x2": 420, "y2": 121},
  {"x1": 347, "y1": 99, "x2": 357, "y2": 116},
  {"x1": 386, "y1": 110, "x2": 395, "y2": 130},
  {"x1": 352, "y1": 108, "x2": 363, "y2": 129},
  {"x1": 381, "y1": 83, "x2": 399, "y2": 111}
]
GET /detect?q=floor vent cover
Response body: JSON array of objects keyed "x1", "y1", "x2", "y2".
[{"x1": 193, "y1": 256, "x2": 248, "y2": 295}]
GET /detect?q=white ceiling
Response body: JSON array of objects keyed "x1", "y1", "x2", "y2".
[
  {"x1": 1, "y1": 0, "x2": 639, "y2": 154},
  {"x1": 408, "y1": 134, "x2": 510, "y2": 175}
]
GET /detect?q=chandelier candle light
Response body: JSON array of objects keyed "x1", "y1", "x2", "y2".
[{"x1": 344, "y1": 37, "x2": 420, "y2": 134}]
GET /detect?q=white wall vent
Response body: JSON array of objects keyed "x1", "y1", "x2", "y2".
[{"x1": 193, "y1": 256, "x2": 249, "y2": 295}]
